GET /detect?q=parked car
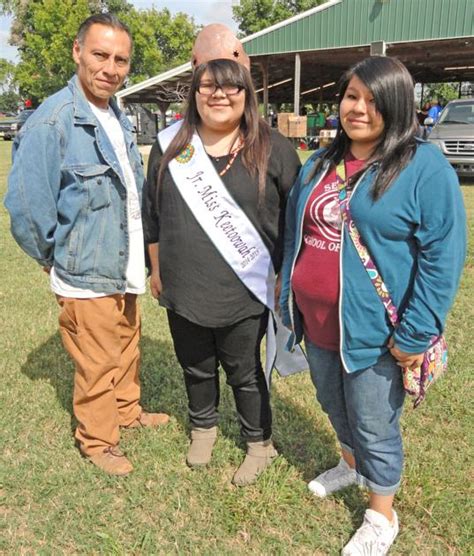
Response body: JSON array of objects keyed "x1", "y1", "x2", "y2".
[
  {"x1": 0, "y1": 109, "x2": 35, "y2": 141},
  {"x1": 427, "y1": 98, "x2": 474, "y2": 178},
  {"x1": 0, "y1": 116, "x2": 18, "y2": 140}
]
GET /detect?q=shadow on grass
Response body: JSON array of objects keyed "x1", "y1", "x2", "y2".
[
  {"x1": 20, "y1": 331, "x2": 365, "y2": 518},
  {"x1": 18, "y1": 332, "x2": 242, "y2": 434},
  {"x1": 141, "y1": 341, "x2": 367, "y2": 520},
  {"x1": 20, "y1": 331, "x2": 76, "y2": 432},
  {"x1": 270, "y1": 381, "x2": 366, "y2": 523},
  {"x1": 19, "y1": 332, "x2": 189, "y2": 433}
]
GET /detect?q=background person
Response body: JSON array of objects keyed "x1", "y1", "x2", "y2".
[
  {"x1": 427, "y1": 97, "x2": 443, "y2": 123},
  {"x1": 143, "y1": 25, "x2": 301, "y2": 486},
  {"x1": 280, "y1": 56, "x2": 466, "y2": 554},
  {"x1": 424, "y1": 97, "x2": 443, "y2": 137},
  {"x1": 5, "y1": 13, "x2": 169, "y2": 477},
  {"x1": 416, "y1": 101, "x2": 430, "y2": 138}
]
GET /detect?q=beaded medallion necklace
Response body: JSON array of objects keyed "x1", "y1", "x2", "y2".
[{"x1": 218, "y1": 140, "x2": 243, "y2": 176}]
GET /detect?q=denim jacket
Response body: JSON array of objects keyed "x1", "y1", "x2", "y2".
[
  {"x1": 280, "y1": 142, "x2": 466, "y2": 372},
  {"x1": 5, "y1": 75, "x2": 145, "y2": 294}
]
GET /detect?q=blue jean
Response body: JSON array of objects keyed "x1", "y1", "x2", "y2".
[{"x1": 305, "y1": 340, "x2": 405, "y2": 495}]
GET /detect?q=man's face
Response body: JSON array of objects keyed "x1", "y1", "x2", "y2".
[{"x1": 72, "y1": 23, "x2": 131, "y2": 109}]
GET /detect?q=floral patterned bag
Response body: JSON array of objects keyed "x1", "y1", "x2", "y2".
[
  {"x1": 400, "y1": 335, "x2": 448, "y2": 405},
  {"x1": 336, "y1": 162, "x2": 448, "y2": 407}
]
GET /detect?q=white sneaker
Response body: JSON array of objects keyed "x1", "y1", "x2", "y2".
[
  {"x1": 308, "y1": 458, "x2": 357, "y2": 497},
  {"x1": 342, "y1": 509, "x2": 399, "y2": 556}
]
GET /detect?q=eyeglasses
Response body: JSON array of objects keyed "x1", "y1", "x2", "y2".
[{"x1": 197, "y1": 82, "x2": 244, "y2": 96}]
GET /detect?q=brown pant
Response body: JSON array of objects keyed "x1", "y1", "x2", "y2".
[{"x1": 57, "y1": 294, "x2": 142, "y2": 456}]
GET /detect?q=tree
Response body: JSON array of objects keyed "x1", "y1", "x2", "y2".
[
  {"x1": 0, "y1": 90, "x2": 20, "y2": 111},
  {"x1": 13, "y1": 0, "x2": 90, "y2": 103},
  {"x1": 425, "y1": 83, "x2": 460, "y2": 104},
  {"x1": 2, "y1": 0, "x2": 198, "y2": 102},
  {"x1": 232, "y1": 0, "x2": 327, "y2": 36},
  {"x1": 0, "y1": 0, "x2": 19, "y2": 15},
  {"x1": 0, "y1": 58, "x2": 20, "y2": 111},
  {"x1": 0, "y1": 58, "x2": 16, "y2": 89},
  {"x1": 119, "y1": 8, "x2": 197, "y2": 85}
]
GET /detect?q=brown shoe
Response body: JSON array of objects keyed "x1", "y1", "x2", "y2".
[
  {"x1": 232, "y1": 439, "x2": 278, "y2": 486},
  {"x1": 124, "y1": 411, "x2": 170, "y2": 429},
  {"x1": 88, "y1": 446, "x2": 133, "y2": 476},
  {"x1": 186, "y1": 426, "x2": 218, "y2": 467}
]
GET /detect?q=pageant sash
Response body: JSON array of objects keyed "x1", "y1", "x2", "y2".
[{"x1": 158, "y1": 122, "x2": 307, "y2": 384}]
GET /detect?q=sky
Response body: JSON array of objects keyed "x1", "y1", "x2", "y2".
[{"x1": 0, "y1": 0, "x2": 239, "y2": 63}]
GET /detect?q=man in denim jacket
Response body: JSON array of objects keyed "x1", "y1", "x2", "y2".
[{"x1": 5, "y1": 14, "x2": 169, "y2": 476}]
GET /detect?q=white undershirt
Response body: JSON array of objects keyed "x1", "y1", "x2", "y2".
[{"x1": 51, "y1": 103, "x2": 146, "y2": 297}]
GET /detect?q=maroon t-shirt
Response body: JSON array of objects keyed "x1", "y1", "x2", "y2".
[{"x1": 292, "y1": 153, "x2": 366, "y2": 350}]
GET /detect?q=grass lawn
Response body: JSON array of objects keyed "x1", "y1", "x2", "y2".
[{"x1": 1, "y1": 140, "x2": 472, "y2": 554}]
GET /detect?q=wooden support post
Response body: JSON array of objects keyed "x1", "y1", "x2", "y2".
[{"x1": 156, "y1": 101, "x2": 170, "y2": 130}]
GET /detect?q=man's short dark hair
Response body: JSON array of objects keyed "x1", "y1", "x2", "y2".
[{"x1": 76, "y1": 13, "x2": 132, "y2": 46}]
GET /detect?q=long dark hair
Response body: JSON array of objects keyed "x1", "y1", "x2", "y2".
[
  {"x1": 158, "y1": 59, "x2": 271, "y2": 198},
  {"x1": 308, "y1": 56, "x2": 419, "y2": 199}
]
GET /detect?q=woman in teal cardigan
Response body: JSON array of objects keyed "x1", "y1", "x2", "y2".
[{"x1": 280, "y1": 56, "x2": 466, "y2": 556}]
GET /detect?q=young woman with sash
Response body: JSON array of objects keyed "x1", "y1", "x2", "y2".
[
  {"x1": 280, "y1": 57, "x2": 466, "y2": 554},
  {"x1": 143, "y1": 25, "x2": 301, "y2": 486}
]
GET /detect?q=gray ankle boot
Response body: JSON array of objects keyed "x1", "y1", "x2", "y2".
[
  {"x1": 232, "y1": 439, "x2": 278, "y2": 486},
  {"x1": 186, "y1": 426, "x2": 218, "y2": 468}
]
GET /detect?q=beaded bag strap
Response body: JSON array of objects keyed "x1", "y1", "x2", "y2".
[{"x1": 335, "y1": 161, "x2": 400, "y2": 327}]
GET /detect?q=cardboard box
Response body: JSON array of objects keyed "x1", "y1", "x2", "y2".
[
  {"x1": 277, "y1": 112, "x2": 292, "y2": 135},
  {"x1": 287, "y1": 115, "x2": 307, "y2": 137},
  {"x1": 277, "y1": 113, "x2": 307, "y2": 137}
]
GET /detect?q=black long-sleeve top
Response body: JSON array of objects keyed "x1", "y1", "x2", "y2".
[{"x1": 143, "y1": 129, "x2": 301, "y2": 327}]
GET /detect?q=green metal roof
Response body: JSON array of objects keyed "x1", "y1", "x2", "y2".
[
  {"x1": 243, "y1": 0, "x2": 474, "y2": 56},
  {"x1": 119, "y1": 0, "x2": 473, "y2": 105}
]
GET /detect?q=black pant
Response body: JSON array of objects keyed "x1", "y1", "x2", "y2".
[{"x1": 167, "y1": 310, "x2": 271, "y2": 441}]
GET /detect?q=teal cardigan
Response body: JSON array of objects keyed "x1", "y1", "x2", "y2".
[{"x1": 280, "y1": 141, "x2": 467, "y2": 372}]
